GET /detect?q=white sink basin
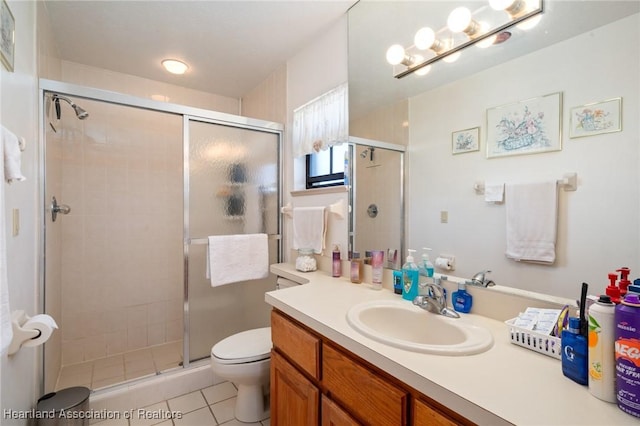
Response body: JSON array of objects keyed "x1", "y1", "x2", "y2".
[{"x1": 346, "y1": 300, "x2": 493, "y2": 356}]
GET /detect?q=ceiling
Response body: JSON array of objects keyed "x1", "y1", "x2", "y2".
[
  {"x1": 43, "y1": 0, "x2": 358, "y2": 99},
  {"x1": 349, "y1": 0, "x2": 640, "y2": 120}
]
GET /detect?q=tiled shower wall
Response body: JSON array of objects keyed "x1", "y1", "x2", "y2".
[{"x1": 57, "y1": 100, "x2": 184, "y2": 365}]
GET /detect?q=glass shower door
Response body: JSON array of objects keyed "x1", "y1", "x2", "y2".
[{"x1": 186, "y1": 118, "x2": 280, "y2": 363}]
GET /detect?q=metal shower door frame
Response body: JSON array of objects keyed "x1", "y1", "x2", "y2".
[{"x1": 38, "y1": 79, "x2": 283, "y2": 390}]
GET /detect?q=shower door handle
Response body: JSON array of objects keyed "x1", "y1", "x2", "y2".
[{"x1": 51, "y1": 196, "x2": 71, "y2": 222}]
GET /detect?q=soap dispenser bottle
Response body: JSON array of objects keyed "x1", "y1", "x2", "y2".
[
  {"x1": 402, "y1": 250, "x2": 419, "y2": 301},
  {"x1": 420, "y1": 248, "x2": 434, "y2": 277},
  {"x1": 452, "y1": 281, "x2": 472, "y2": 313},
  {"x1": 617, "y1": 267, "x2": 631, "y2": 296}
]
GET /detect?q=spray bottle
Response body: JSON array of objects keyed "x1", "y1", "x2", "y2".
[
  {"x1": 618, "y1": 267, "x2": 631, "y2": 296},
  {"x1": 606, "y1": 273, "x2": 621, "y2": 304}
]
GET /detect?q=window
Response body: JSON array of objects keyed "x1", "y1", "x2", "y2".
[{"x1": 305, "y1": 144, "x2": 347, "y2": 189}]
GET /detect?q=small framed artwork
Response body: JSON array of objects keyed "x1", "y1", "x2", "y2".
[
  {"x1": 569, "y1": 97, "x2": 622, "y2": 138},
  {"x1": 0, "y1": 0, "x2": 14, "y2": 72},
  {"x1": 452, "y1": 127, "x2": 480, "y2": 154},
  {"x1": 486, "y1": 92, "x2": 562, "y2": 159}
]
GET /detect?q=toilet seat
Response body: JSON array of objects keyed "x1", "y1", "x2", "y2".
[{"x1": 211, "y1": 327, "x2": 272, "y2": 364}]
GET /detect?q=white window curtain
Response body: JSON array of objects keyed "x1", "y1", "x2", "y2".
[{"x1": 292, "y1": 83, "x2": 348, "y2": 158}]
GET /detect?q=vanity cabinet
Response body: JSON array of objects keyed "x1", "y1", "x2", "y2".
[{"x1": 270, "y1": 309, "x2": 472, "y2": 426}]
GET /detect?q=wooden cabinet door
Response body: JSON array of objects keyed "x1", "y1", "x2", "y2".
[
  {"x1": 271, "y1": 350, "x2": 320, "y2": 426},
  {"x1": 271, "y1": 310, "x2": 321, "y2": 379},
  {"x1": 323, "y1": 344, "x2": 408, "y2": 425},
  {"x1": 321, "y1": 395, "x2": 361, "y2": 426},
  {"x1": 412, "y1": 398, "x2": 459, "y2": 426}
]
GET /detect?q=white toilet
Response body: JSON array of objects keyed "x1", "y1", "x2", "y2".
[
  {"x1": 211, "y1": 327, "x2": 272, "y2": 423},
  {"x1": 210, "y1": 278, "x2": 300, "y2": 422}
]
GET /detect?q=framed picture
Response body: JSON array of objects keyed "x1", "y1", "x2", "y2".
[
  {"x1": 569, "y1": 97, "x2": 622, "y2": 138},
  {"x1": 452, "y1": 127, "x2": 480, "y2": 154},
  {"x1": 0, "y1": 0, "x2": 14, "y2": 72},
  {"x1": 486, "y1": 92, "x2": 562, "y2": 159}
]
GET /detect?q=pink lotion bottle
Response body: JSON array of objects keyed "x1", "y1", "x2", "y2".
[{"x1": 332, "y1": 244, "x2": 342, "y2": 278}]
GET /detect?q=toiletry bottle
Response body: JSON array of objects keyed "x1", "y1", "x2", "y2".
[
  {"x1": 588, "y1": 294, "x2": 616, "y2": 402},
  {"x1": 606, "y1": 272, "x2": 621, "y2": 304},
  {"x1": 561, "y1": 317, "x2": 588, "y2": 385},
  {"x1": 418, "y1": 248, "x2": 434, "y2": 296},
  {"x1": 393, "y1": 270, "x2": 403, "y2": 295},
  {"x1": 615, "y1": 293, "x2": 640, "y2": 418},
  {"x1": 332, "y1": 244, "x2": 342, "y2": 278},
  {"x1": 350, "y1": 252, "x2": 363, "y2": 284},
  {"x1": 402, "y1": 249, "x2": 419, "y2": 301},
  {"x1": 628, "y1": 279, "x2": 640, "y2": 295},
  {"x1": 421, "y1": 248, "x2": 434, "y2": 277},
  {"x1": 618, "y1": 267, "x2": 631, "y2": 296},
  {"x1": 452, "y1": 281, "x2": 473, "y2": 314},
  {"x1": 370, "y1": 250, "x2": 384, "y2": 290}
]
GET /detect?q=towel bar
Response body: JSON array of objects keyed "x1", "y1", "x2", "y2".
[
  {"x1": 188, "y1": 234, "x2": 281, "y2": 245},
  {"x1": 280, "y1": 199, "x2": 345, "y2": 219},
  {"x1": 474, "y1": 172, "x2": 577, "y2": 194}
]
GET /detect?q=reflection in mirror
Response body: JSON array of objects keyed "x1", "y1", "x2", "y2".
[
  {"x1": 348, "y1": 1, "x2": 640, "y2": 299},
  {"x1": 348, "y1": 137, "x2": 405, "y2": 269}
]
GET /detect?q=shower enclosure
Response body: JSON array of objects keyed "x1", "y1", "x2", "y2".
[{"x1": 40, "y1": 80, "x2": 282, "y2": 393}]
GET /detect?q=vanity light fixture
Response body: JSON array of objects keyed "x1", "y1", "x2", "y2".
[
  {"x1": 386, "y1": 0, "x2": 544, "y2": 79},
  {"x1": 161, "y1": 59, "x2": 189, "y2": 75}
]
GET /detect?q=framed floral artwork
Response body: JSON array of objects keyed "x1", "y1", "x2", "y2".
[
  {"x1": 486, "y1": 92, "x2": 562, "y2": 159},
  {"x1": 0, "y1": 0, "x2": 14, "y2": 72},
  {"x1": 452, "y1": 127, "x2": 480, "y2": 154},
  {"x1": 569, "y1": 97, "x2": 621, "y2": 138}
]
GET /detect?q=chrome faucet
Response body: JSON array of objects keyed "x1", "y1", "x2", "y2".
[
  {"x1": 413, "y1": 279, "x2": 460, "y2": 318},
  {"x1": 471, "y1": 270, "x2": 495, "y2": 287}
]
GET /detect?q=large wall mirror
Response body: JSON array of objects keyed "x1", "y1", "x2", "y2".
[
  {"x1": 348, "y1": 1, "x2": 640, "y2": 299},
  {"x1": 348, "y1": 138, "x2": 405, "y2": 268}
]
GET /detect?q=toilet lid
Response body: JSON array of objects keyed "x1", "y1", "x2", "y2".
[{"x1": 211, "y1": 327, "x2": 272, "y2": 364}]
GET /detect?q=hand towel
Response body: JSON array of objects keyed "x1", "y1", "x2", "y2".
[
  {"x1": 484, "y1": 182, "x2": 504, "y2": 203},
  {"x1": 0, "y1": 128, "x2": 11, "y2": 354},
  {"x1": 206, "y1": 233, "x2": 269, "y2": 287},
  {"x1": 2, "y1": 125, "x2": 26, "y2": 183},
  {"x1": 292, "y1": 206, "x2": 327, "y2": 254},
  {"x1": 505, "y1": 181, "x2": 558, "y2": 264}
]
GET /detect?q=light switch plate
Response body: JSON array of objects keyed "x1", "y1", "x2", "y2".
[{"x1": 440, "y1": 210, "x2": 448, "y2": 223}]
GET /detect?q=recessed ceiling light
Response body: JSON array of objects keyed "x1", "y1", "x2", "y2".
[{"x1": 161, "y1": 59, "x2": 188, "y2": 75}]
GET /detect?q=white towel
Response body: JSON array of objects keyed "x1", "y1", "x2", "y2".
[
  {"x1": 2, "y1": 125, "x2": 26, "y2": 183},
  {"x1": 206, "y1": 234, "x2": 269, "y2": 287},
  {"x1": 484, "y1": 182, "x2": 504, "y2": 203},
  {"x1": 505, "y1": 181, "x2": 558, "y2": 264},
  {"x1": 292, "y1": 207, "x2": 327, "y2": 254}
]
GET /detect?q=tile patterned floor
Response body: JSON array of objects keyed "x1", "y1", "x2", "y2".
[
  {"x1": 57, "y1": 341, "x2": 183, "y2": 391},
  {"x1": 93, "y1": 382, "x2": 270, "y2": 426}
]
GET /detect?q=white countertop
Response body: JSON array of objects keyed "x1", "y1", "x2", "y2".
[{"x1": 266, "y1": 263, "x2": 637, "y2": 426}]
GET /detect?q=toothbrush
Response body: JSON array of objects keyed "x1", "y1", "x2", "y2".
[{"x1": 579, "y1": 282, "x2": 588, "y2": 337}]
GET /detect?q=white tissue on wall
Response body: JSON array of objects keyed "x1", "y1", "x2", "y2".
[{"x1": 8, "y1": 310, "x2": 58, "y2": 355}]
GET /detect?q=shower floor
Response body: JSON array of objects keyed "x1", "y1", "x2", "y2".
[{"x1": 55, "y1": 341, "x2": 183, "y2": 391}]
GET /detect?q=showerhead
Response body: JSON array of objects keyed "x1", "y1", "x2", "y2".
[
  {"x1": 72, "y1": 104, "x2": 89, "y2": 120},
  {"x1": 360, "y1": 147, "x2": 375, "y2": 161},
  {"x1": 52, "y1": 94, "x2": 89, "y2": 120},
  {"x1": 360, "y1": 149, "x2": 369, "y2": 159}
]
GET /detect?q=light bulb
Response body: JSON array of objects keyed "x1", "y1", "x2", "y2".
[
  {"x1": 161, "y1": 59, "x2": 189, "y2": 75},
  {"x1": 489, "y1": 0, "x2": 516, "y2": 11},
  {"x1": 447, "y1": 7, "x2": 472, "y2": 33},
  {"x1": 442, "y1": 51, "x2": 461, "y2": 63},
  {"x1": 475, "y1": 22, "x2": 496, "y2": 48},
  {"x1": 517, "y1": 14, "x2": 542, "y2": 30},
  {"x1": 414, "y1": 27, "x2": 436, "y2": 50},
  {"x1": 411, "y1": 55, "x2": 431, "y2": 76},
  {"x1": 386, "y1": 44, "x2": 407, "y2": 65}
]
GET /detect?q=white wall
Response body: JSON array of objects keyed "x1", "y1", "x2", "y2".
[
  {"x1": 0, "y1": 0, "x2": 41, "y2": 422},
  {"x1": 407, "y1": 15, "x2": 640, "y2": 300},
  {"x1": 284, "y1": 16, "x2": 349, "y2": 262}
]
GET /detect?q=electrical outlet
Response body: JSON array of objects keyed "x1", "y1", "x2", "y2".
[{"x1": 440, "y1": 210, "x2": 448, "y2": 223}]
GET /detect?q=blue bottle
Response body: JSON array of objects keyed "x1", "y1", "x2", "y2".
[
  {"x1": 561, "y1": 317, "x2": 588, "y2": 385},
  {"x1": 452, "y1": 281, "x2": 472, "y2": 313},
  {"x1": 402, "y1": 249, "x2": 419, "y2": 301}
]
